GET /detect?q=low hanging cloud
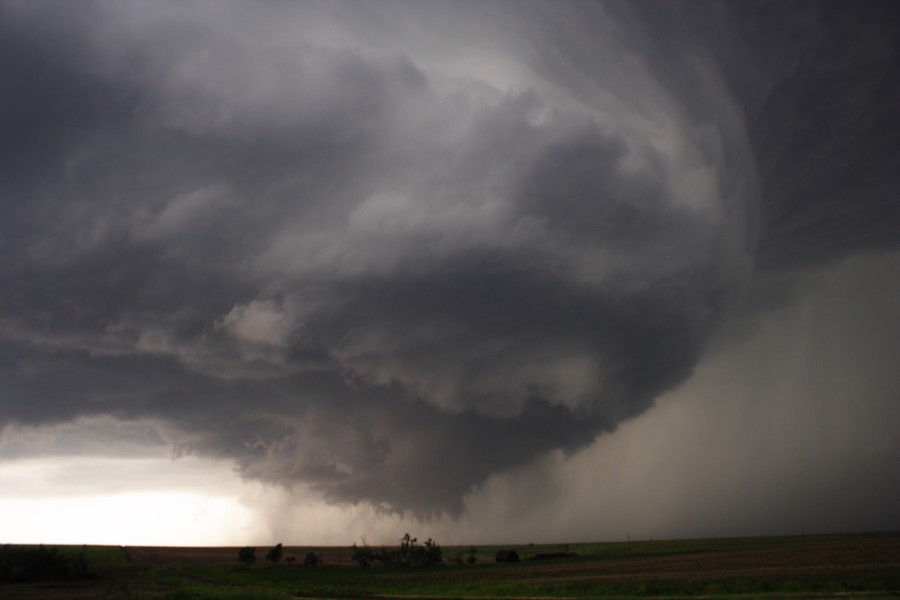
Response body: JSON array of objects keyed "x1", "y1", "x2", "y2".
[{"x1": 1, "y1": 1, "x2": 898, "y2": 515}]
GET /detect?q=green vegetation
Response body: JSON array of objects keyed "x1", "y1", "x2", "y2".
[
  {"x1": 0, "y1": 544, "x2": 128, "y2": 582},
  {"x1": 79, "y1": 544, "x2": 130, "y2": 566},
  {"x1": 149, "y1": 532, "x2": 900, "y2": 599},
  {"x1": 351, "y1": 532, "x2": 443, "y2": 567},
  {"x1": 0, "y1": 544, "x2": 129, "y2": 583},
  {"x1": 0, "y1": 544, "x2": 92, "y2": 582},
  {"x1": 1, "y1": 534, "x2": 897, "y2": 598},
  {"x1": 151, "y1": 558, "x2": 899, "y2": 600},
  {"x1": 0, "y1": 544, "x2": 128, "y2": 569}
]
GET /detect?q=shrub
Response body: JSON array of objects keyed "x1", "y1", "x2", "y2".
[
  {"x1": 304, "y1": 551, "x2": 322, "y2": 567},
  {"x1": 355, "y1": 534, "x2": 443, "y2": 567},
  {"x1": 420, "y1": 537, "x2": 442, "y2": 566},
  {"x1": 495, "y1": 549, "x2": 519, "y2": 563},
  {"x1": 266, "y1": 543, "x2": 283, "y2": 564},
  {"x1": 351, "y1": 542, "x2": 375, "y2": 567},
  {"x1": 238, "y1": 546, "x2": 256, "y2": 565}
]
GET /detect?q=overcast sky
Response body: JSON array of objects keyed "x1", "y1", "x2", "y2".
[{"x1": 1, "y1": 0, "x2": 898, "y2": 546}]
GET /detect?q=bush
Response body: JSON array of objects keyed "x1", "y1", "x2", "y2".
[
  {"x1": 304, "y1": 551, "x2": 322, "y2": 567},
  {"x1": 495, "y1": 549, "x2": 519, "y2": 563},
  {"x1": 352, "y1": 534, "x2": 442, "y2": 568},
  {"x1": 238, "y1": 546, "x2": 256, "y2": 565},
  {"x1": 351, "y1": 542, "x2": 375, "y2": 567},
  {"x1": 420, "y1": 537, "x2": 443, "y2": 566},
  {"x1": 266, "y1": 543, "x2": 283, "y2": 564}
]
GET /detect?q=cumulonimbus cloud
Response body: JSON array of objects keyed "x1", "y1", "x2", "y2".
[{"x1": 1, "y1": 0, "x2": 898, "y2": 514}]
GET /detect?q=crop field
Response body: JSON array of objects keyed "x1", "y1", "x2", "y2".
[{"x1": 1, "y1": 532, "x2": 898, "y2": 599}]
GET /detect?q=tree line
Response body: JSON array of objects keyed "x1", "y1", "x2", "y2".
[
  {"x1": 238, "y1": 533, "x2": 444, "y2": 568},
  {"x1": 239, "y1": 543, "x2": 322, "y2": 567},
  {"x1": 351, "y1": 533, "x2": 442, "y2": 567}
]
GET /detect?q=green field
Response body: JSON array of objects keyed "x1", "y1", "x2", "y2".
[
  {"x1": 1, "y1": 533, "x2": 898, "y2": 599},
  {"x1": 0, "y1": 543, "x2": 129, "y2": 568}
]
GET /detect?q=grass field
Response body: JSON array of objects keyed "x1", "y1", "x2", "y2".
[
  {"x1": 0, "y1": 532, "x2": 897, "y2": 599},
  {"x1": 0, "y1": 543, "x2": 130, "y2": 568}
]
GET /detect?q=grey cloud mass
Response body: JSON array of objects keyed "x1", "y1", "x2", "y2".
[{"x1": 1, "y1": 1, "x2": 898, "y2": 516}]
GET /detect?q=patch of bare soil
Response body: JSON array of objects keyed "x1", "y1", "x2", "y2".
[{"x1": 515, "y1": 537, "x2": 900, "y2": 584}]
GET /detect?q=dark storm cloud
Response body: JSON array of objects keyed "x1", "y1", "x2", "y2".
[
  {"x1": 1, "y1": 1, "x2": 898, "y2": 514},
  {"x1": 738, "y1": 3, "x2": 900, "y2": 272}
]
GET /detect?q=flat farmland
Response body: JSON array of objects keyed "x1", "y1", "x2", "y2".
[
  {"x1": 1, "y1": 532, "x2": 897, "y2": 599},
  {"x1": 126, "y1": 544, "x2": 356, "y2": 567}
]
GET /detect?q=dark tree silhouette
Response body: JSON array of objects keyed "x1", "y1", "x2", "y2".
[
  {"x1": 238, "y1": 546, "x2": 256, "y2": 565},
  {"x1": 266, "y1": 543, "x2": 283, "y2": 564}
]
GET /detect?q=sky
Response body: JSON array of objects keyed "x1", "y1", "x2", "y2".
[{"x1": 1, "y1": 0, "x2": 898, "y2": 547}]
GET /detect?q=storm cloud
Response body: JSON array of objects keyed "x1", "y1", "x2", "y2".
[{"x1": 1, "y1": 1, "x2": 898, "y2": 516}]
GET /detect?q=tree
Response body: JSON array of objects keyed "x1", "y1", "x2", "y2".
[
  {"x1": 397, "y1": 533, "x2": 417, "y2": 566},
  {"x1": 351, "y1": 533, "x2": 442, "y2": 568},
  {"x1": 304, "y1": 551, "x2": 322, "y2": 567},
  {"x1": 238, "y1": 546, "x2": 256, "y2": 565},
  {"x1": 266, "y1": 543, "x2": 283, "y2": 564},
  {"x1": 351, "y1": 539, "x2": 375, "y2": 568},
  {"x1": 421, "y1": 538, "x2": 442, "y2": 566}
]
